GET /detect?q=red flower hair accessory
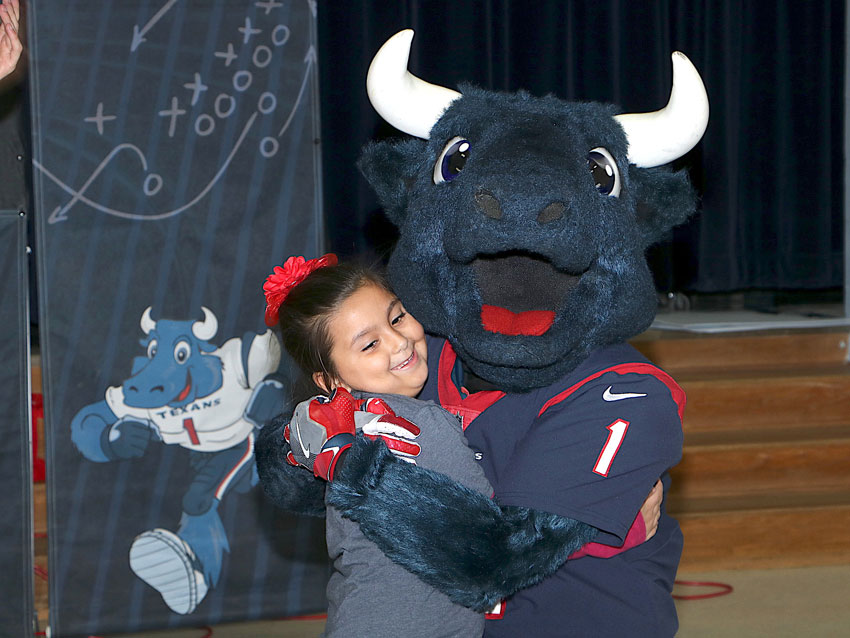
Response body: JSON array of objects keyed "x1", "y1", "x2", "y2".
[{"x1": 264, "y1": 253, "x2": 338, "y2": 326}]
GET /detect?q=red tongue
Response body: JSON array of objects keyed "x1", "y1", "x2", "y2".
[
  {"x1": 176, "y1": 372, "x2": 192, "y2": 402},
  {"x1": 481, "y1": 305, "x2": 555, "y2": 336}
]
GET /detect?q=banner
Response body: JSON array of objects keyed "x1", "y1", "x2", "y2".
[
  {"x1": 0, "y1": 211, "x2": 34, "y2": 638},
  {"x1": 29, "y1": 2, "x2": 328, "y2": 635}
]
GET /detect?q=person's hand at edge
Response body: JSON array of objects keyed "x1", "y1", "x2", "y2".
[{"x1": 0, "y1": 0, "x2": 22, "y2": 82}]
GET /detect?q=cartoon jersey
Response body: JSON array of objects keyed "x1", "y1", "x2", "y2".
[{"x1": 106, "y1": 337, "x2": 263, "y2": 452}]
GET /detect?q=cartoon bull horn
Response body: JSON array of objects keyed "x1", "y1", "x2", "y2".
[
  {"x1": 366, "y1": 29, "x2": 461, "y2": 140},
  {"x1": 140, "y1": 306, "x2": 156, "y2": 335},
  {"x1": 192, "y1": 306, "x2": 218, "y2": 341},
  {"x1": 614, "y1": 52, "x2": 709, "y2": 168}
]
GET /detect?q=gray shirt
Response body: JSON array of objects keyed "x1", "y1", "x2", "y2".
[{"x1": 322, "y1": 393, "x2": 492, "y2": 638}]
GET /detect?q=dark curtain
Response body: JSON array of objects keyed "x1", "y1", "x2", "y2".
[
  {"x1": 317, "y1": 0, "x2": 844, "y2": 292},
  {"x1": 0, "y1": 211, "x2": 34, "y2": 638}
]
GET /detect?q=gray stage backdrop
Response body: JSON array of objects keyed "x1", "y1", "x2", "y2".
[
  {"x1": 0, "y1": 211, "x2": 34, "y2": 638},
  {"x1": 29, "y1": 1, "x2": 329, "y2": 635}
]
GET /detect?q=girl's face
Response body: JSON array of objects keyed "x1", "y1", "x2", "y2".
[{"x1": 319, "y1": 283, "x2": 428, "y2": 398}]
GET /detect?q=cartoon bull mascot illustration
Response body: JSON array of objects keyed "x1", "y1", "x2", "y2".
[{"x1": 71, "y1": 306, "x2": 284, "y2": 614}]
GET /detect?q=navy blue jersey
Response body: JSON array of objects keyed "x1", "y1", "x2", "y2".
[{"x1": 420, "y1": 336, "x2": 685, "y2": 637}]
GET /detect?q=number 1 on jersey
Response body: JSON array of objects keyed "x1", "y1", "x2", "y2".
[{"x1": 593, "y1": 419, "x2": 629, "y2": 477}]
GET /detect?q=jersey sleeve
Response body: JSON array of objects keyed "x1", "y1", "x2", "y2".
[{"x1": 494, "y1": 368, "x2": 684, "y2": 544}]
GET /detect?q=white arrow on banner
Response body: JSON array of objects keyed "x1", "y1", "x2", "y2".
[{"x1": 131, "y1": 0, "x2": 180, "y2": 52}]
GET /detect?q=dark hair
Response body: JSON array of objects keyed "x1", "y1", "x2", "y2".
[{"x1": 276, "y1": 262, "x2": 390, "y2": 393}]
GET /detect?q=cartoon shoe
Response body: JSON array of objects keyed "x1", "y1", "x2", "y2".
[{"x1": 129, "y1": 528, "x2": 209, "y2": 615}]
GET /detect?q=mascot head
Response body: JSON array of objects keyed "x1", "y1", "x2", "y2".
[{"x1": 359, "y1": 30, "x2": 708, "y2": 392}]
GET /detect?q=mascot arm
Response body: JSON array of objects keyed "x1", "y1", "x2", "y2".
[
  {"x1": 255, "y1": 413, "x2": 327, "y2": 517},
  {"x1": 327, "y1": 437, "x2": 598, "y2": 612},
  {"x1": 70, "y1": 399, "x2": 120, "y2": 463}
]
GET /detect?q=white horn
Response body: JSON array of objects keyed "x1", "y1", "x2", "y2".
[
  {"x1": 140, "y1": 306, "x2": 155, "y2": 335},
  {"x1": 614, "y1": 52, "x2": 709, "y2": 168},
  {"x1": 366, "y1": 29, "x2": 461, "y2": 139},
  {"x1": 192, "y1": 307, "x2": 218, "y2": 341}
]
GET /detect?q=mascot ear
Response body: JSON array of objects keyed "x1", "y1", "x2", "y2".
[
  {"x1": 629, "y1": 165, "x2": 698, "y2": 248},
  {"x1": 358, "y1": 139, "x2": 426, "y2": 225}
]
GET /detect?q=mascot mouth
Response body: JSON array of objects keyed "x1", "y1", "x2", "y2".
[
  {"x1": 175, "y1": 371, "x2": 193, "y2": 403},
  {"x1": 472, "y1": 252, "x2": 588, "y2": 336}
]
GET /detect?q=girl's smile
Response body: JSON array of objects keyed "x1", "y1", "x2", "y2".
[{"x1": 391, "y1": 350, "x2": 418, "y2": 371}]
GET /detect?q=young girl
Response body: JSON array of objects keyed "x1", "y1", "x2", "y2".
[{"x1": 258, "y1": 254, "x2": 661, "y2": 638}]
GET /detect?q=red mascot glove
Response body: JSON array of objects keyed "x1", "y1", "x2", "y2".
[
  {"x1": 357, "y1": 397, "x2": 422, "y2": 463},
  {"x1": 285, "y1": 388, "x2": 357, "y2": 481},
  {"x1": 284, "y1": 390, "x2": 424, "y2": 480}
]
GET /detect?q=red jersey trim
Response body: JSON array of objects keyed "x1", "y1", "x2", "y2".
[
  {"x1": 437, "y1": 341, "x2": 505, "y2": 430},
  {"x1": 485, "y1": 599, "x2": 506, "y2": 619},
  {"x1": 538, "y1": 362, "x2": 686, "y2": 423}
]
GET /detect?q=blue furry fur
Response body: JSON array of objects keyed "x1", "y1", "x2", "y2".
[
  {"x1": 255, "y1": 413, "x2": 326, "y2": 517},
  {"x1": 328, "y1": 437, "x2": 598, "y2": 612},
  {"x1": 358, "y1": 85, "x2": 697, "y2": 391}
]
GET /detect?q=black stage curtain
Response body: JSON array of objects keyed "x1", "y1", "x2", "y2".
[
  {"x1": 0, "y1": 210, "x2": 34, "y2": 638},
  {"x1": 317, "y1": 0, "x2": 844, "y2": 293}
]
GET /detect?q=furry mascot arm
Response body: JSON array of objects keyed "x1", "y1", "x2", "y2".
[
  {"x1": 328, "y1": 436, "x2": 598, "y2": 612},
  {"x1": 255, "y1": 413, "x2": 327, "y2": 517}
]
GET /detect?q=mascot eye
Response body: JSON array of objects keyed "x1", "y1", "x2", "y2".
[
  {"x1": 173, "y1": 340, "x2": 191, "y2": 364},
  {"x1": 587, "y1": 147, "x2": 621, "y2": 197},
  {"x1": 146, "y1": 340, "x2": 158, "y2": 359},
  {"x1": 433, "y1": 137, "x2": 470, "y2": 184}
]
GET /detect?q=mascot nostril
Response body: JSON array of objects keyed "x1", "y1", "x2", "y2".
[
  {"x1": 537, "y1": 202, "x2": 565, "y2": 224},
  {"x1": 474, "y1": 189, "x2": 503, "y2": 220}
]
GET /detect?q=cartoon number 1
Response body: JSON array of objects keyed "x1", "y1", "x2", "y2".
[
  {"x1": 593, "y1": 419, "x2": 629, "y2": 477},
  {"x1": 183, "y1": 418, "x2": 201, "y2": 445}
]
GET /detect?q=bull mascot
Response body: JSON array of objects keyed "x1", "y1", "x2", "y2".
[
  {"x1": 71, "y1": 306, "x2": 284, "y2": 615},
  {"x1": 257, "y1": 29, "x2": 708, "y2": 636}
]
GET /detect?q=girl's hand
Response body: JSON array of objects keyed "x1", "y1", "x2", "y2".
[
  {"x1": 640, "y1": 479, "x2": 663, "y2": 541},
  {"x1": 0, "y1": 0, "x2": 22, "y2": 81},
  {"x1": 568, "y1": 479, "x2": 663, "y2": 560}
]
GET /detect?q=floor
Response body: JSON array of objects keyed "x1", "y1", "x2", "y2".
[
  {"x1": 92, "y1": 564, "x2": 850, "y2": 638},
  {"x1": 651, "y1": 303, "x2": 850, "y2": 334}
]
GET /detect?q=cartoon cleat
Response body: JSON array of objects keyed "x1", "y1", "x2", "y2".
[{"x1": 129, "y1": 528, "x2": 209, "y2": 615}]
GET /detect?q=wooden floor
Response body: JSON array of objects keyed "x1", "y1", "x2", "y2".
[
  {"x1": 62, "y1": 564, "x2": 850, "y2": 638},
  {"x1": 30, "y1": 325, "x2": 850, "y2": 630}
]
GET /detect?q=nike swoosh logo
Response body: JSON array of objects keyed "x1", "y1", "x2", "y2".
[
  {"x1": 602, "y1": 386, "x2": 647, "y2": 401},
  {"x1": 294, "y1": 415, "x2": 311, "y2": 457}
]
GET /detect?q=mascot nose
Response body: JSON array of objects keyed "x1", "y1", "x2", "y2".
[{"x1": 475, "y1": 188, "x2": 565, "y2": 224}]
